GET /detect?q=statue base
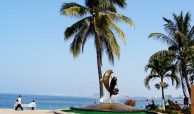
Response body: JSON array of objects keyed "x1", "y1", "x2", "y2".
[{"x1": 70, "y1": 103, "x2": 147, "y2": 112}]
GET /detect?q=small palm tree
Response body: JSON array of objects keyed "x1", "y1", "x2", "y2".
[
  {"x1": 148, "y1": 12, "x2": 194, "y2": 98},
  {"x1": 60, "y1": 0, "x2": 134, "y2": 100},
  {"x1": 144, "y1": 55, "x2": 180, "y2": 110}
]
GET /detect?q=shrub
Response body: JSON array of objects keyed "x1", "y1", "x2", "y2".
[
  {"x1": 166, "y1": 99, "x2": 181, "y2": 111},
  {"x1": 154, "y1": 108, "x2": 179, "y2": 114},
  {"x1": 124, "y1": 99, "x2": 136, "y2": 107},
  {"x1": 165, "y1": 109, "x2": 179, "y2": 114},
  {"x1": 181, "y1": 106, "x2": 191, "y2": 114}
]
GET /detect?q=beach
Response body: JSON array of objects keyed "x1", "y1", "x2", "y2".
[
  {"x1": 0, "y1": 109, "x2": 73, "y2": 114},
  {"x1": 0, "y1": 109, "x2": 54, "y2": 114}
]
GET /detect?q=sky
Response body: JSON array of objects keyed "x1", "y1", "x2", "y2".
[{"x1": 0, "y1": 0, "x2": 194, "y2": 98}]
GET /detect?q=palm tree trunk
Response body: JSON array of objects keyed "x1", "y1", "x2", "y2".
[
  {"x1": 180, "y1": 75, "x2": 187, "y2": 98},
  {"x1": 181, "y1": 62, "x2": 191, "y2": 98},
  {"x1": 161, "y1": 79, "x2": 165, "y2": 111},
  {"x1": 180, "y1": 62, "x2": 188, "y2": 98},
  {"x1": 161, "y1": 87, "x2": 165, "y2": 111},
  {"x1": 185, "y1": 74, "x2": 191, "y2": 97},
  {"x1": 96, "y1": 51, "x2": 104, "y2": 100},
  {"x1": 93, "y1": 15, "x2": 104, "y2": 101}
]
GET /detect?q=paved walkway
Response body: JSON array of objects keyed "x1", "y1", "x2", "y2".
[{"x1": 0, "y1": 109, "x2": 54, "y2": 114}]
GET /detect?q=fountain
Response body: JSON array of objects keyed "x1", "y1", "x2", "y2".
[{"x1": 63, "y1": 70, "x2": 156, "y2": 114}]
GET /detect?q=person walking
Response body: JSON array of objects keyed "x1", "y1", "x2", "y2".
[{"x1": 15, "y1": 95, "x2": 23, "y2": 111}]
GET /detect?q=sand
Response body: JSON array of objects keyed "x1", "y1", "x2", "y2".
[{"x1": 0, "y1": 109, "x2": 56, "y2": 114}]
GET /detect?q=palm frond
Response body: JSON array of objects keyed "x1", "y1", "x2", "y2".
[
  {"x1": 184, "y1": 12, "x2": 191, "y2": 34},
  {"x1": 162, "y1": 17, "x2": 176, "y2": 36},
  {"x1": 69, "y1": 21, "x2": 91, "y2": 57},
  {"x1": 144, "y1": 74, "x2": 160, "y2": 89},
  {"x1": 103, "y1": 26, "x2": 120, "y2": 59},
  {"x1": 65, "y1": 17, "x2": 91, "y2": 39},
  {"x1": 174, "y1": 31, "x2": 189, "y2": 46},
  {"x1": 108, "y1": 19, "x2": 125, "y2": 44},
  {"x1": 149, "y1": 50, "x2": 175, "y2": 63},
  {"x1": 102, "y1": 32, "x2": 116, "y2": 64},
  {"x1": 145, "y1": 63, "x2": 157, "y2": 73},
  {"x1": 188, "y1": 26, "x2": 194, "y2": 41},
  {"x1": 105, "y1": 12, "x2": 134, "y2": 28},
  {"x1": 60, "y1": 3, "x2": 88, "y2": 16},
  {"x1": 165, "y1": 74, "x2": 180, "y2": 89},
  {"x1": 148, "y1": 33, "x2": 177, "y2": 46},
  {"x1": 168, "y1": 45, "x2": 178, "y2": 51},
  {"x1": 81, "y1": 25, "x2": 93, "y2": 52},
  {"x1": 173, "y1": 12, "x2": 185, "y2": 33},
  {"x1": 94, "y1": 13, "x2": 121, "y2": 64},
  {"x1": 70, "y1": 31, "x2": 83, "y2": 57},
  {"x1": 112, "y1": 0, "x2": 126, "y2": 8},
  {"x1": 97, "y1": 0, "x2": 116, "y2": 12},
  {"x1": 86, "y1": 0, "x2": 126, "y2": 12}
]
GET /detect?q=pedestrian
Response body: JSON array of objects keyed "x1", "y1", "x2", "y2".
[
  {"x1": 15, "y1": 95, "x2": 23, "y2": 111},
  {"x1": 145, "y1": 99, "x2": 149, "y2": 109},
  {"x1": 30, "y1": 100, "x2": 36, "y2": 110},
  {"x1": 151, "y1": 99, "x2": 156, "y2": 109},
  {"x1": 165, "y1": 100, "x2": 169, "y2": 109}
]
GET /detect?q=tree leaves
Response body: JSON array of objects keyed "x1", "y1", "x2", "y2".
[
  {"x1": 148, "y1": 12, "x2": 194, "y2": 98},
  {"x1": 61, "y1": 1, "x2": 134, "y2": 65},
  {"x1": 144, "y1": 56, "x2": 180, "y2": 90},
  {"x1": 60, "y1": 3, "x2": 88, "y2": 16}
]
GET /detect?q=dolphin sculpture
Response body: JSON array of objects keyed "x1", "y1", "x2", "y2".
[
  {"x1": 101, "y1": 69, "x2": 119, "y2": 98},
  {"x1": 109, "y1": 77, "x2": 119, "y2": 97},
  {"x1": 101, "y1": 70, "x2": 113, "y2": 92}
]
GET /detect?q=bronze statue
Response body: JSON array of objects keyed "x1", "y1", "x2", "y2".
[
  {"x1": 101, "y1": 70, "x2": 113, "y2": 92},
  {"x1": 70, "y1": 69, "x2": 147, "y2": 113},
  {"x1": 109, "y1": 77, "x2": 119, "y2": 97},
  {"x1": 101, "y1": 69, "x2": 119, "y2": 98}
]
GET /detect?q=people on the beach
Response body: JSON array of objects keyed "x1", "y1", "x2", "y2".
[
  {"x1": 14, "y1": 95, "x2": 37, "y2": 111},
  {"x1": 14, "y1": 99, "x2": 19, "y2": 106},
  {"x1": 145, "y1": 99, "x2": 149, "y2": 109},
  {"x1": 18, "y1": 95, "x2": 22, "y2": 104},
  {"x1": 183, "y1": 96, "x2": 189, "y2": 106},
  {"x1": 30, "y1": 100, "x2": 36, "y2": 110},
  {"x1": 148, "y1": 99, "x2": 156, "y2": 109},
  {"x1": 165, "y1": 100, "x2": 169, "y2": 108},
  {"x1": 145, "y1": 99, "x2": 156, "y2": 109},
  {"x1": 15, "y1": 95, "x2": 23, "y2": 111}
]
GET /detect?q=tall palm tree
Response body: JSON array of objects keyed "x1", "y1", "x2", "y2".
[
  {"x1": 144, "y1": 55, "x2": 180, "y2": 110},
  {"x1": 60, "y1": 0, "x2": 134, "y2": 100},
  {"x1": 148, "y1": 12, "x2": 194, "y2": 98}
]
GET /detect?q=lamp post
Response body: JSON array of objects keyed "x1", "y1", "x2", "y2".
[{"x1": 190, "y1": 75, "x2": 194, "y2": 114}]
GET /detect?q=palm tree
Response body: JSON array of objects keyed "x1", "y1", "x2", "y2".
[
  {"x1": 144, "y1": 55, "x2": 180, "y2": 110},
  {"x1": 148, "y1": 12, "x2": 194, "y2": 98},
  {"x1": 60, "y1": 0, "x2": 134, "y2": 101}
]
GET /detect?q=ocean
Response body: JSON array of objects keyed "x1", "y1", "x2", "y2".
[{"x1": 0, "y1": 93, "x2": 183, "y2": 110}]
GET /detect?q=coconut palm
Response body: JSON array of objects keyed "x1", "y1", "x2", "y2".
[
  {"x1": 85, "y1": 0, "x2": 127, "y2": 12},
  {"x1": 148, "y1": 12, "x2": 194, "y2": 98},
  {"x1": 60, "y1": 0, "x2": 134, "y2": 100},
  {"x1": 144, "y1": 55, "x2": 180, "y2": 110}
]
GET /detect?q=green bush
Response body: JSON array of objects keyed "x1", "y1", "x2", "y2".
[
  {"x1": 165, "y1": 109, "x2": 179, "y2": 114},
  {"x1": 153, "y1": 107, "x2": 179, "y2": 114},
  {"x1": 166, "y1": 99, "x2": 181, "y2": 110},
  {"x1": 181, "y1": 106, "x2": 191, "y2": 114}
]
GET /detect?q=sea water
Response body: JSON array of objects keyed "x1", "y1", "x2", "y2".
[{"x1": 0, "y1": 93, "x2": 183, "y2": 110}]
